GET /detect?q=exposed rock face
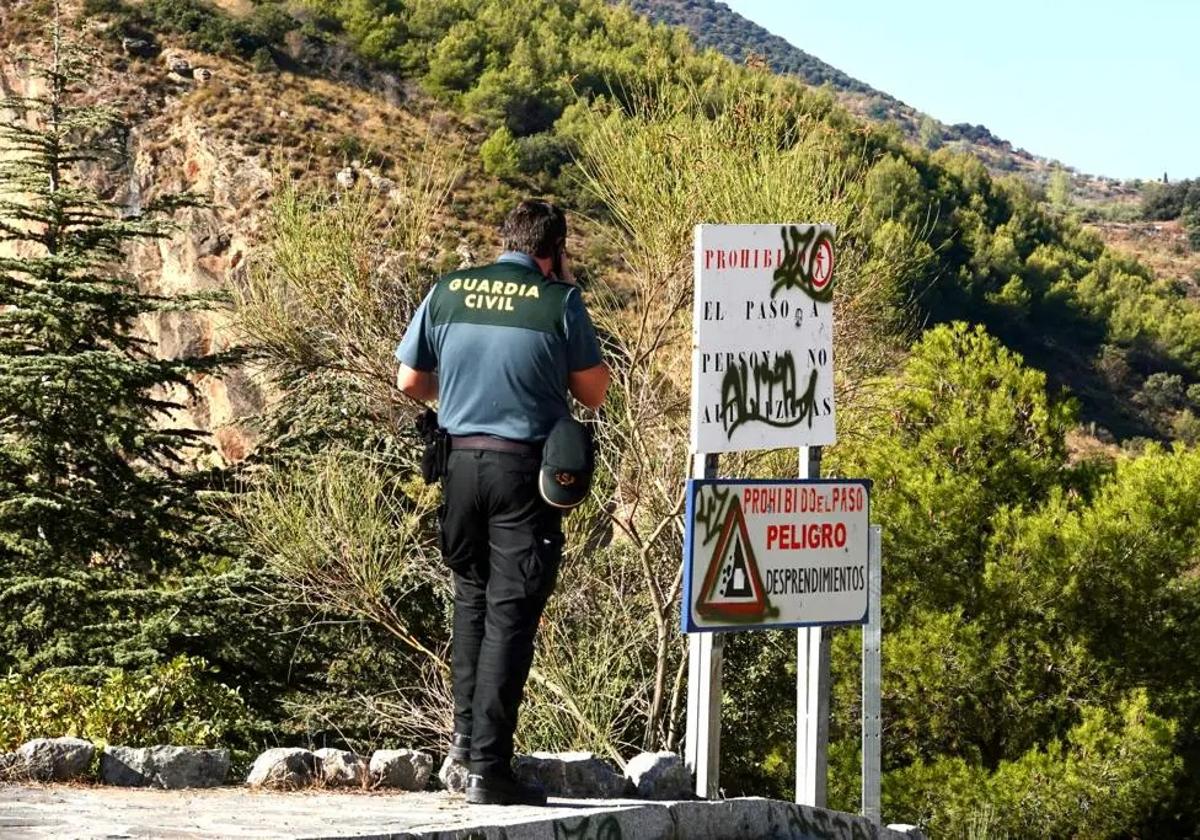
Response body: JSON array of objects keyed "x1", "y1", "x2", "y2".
[
  {"x1": 121, "y1": 112, "x2": 271, "y2": 464},
  {"x1": 1, "y1": 51, "x2": 270, "y2": 466},
  {"x1": 122, "y1": 37, "x2": 159, "y2": 59},
  {"x1": 14, "y1": 737, "x2": 95, "y2": 781},
  {"x1": 624, "y1": 752, "x2": 693, "y2": 800},
  {"x1": 245, "y1": 748, "x2": 316, "y2": 790},
  {"x1": 100, "y1": 745, "x2": 229, "y2": 789},
  {"x1": 369, "y1": 749, "x2": 433, "y2": 791},
  {"x1": 165, "y1": 54, "x2": 192, "y2": 78},
  {"x1": 0, "y1": 751, "x2": 19, "y2": 780},
  {"x1": 314, "y1": 748, "x2": 368, "y2": 788},
  {"x1": 513, "y1": 752, "x2": 631, "y2": 799},
  {"x1": 437, "y1": 755, "x2": 470, "y2": 794},
  {"x1": 366, "y1": 172, "x2": 396, "y2": 193}
]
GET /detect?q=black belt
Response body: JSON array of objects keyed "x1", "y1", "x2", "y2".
[{"x1": 450, "y1": 435, "x2": 541, "y2": 457}]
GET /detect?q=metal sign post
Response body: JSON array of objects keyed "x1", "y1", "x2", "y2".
[
  {"x1": 685, "y1": 452, "x2": 722, "y2": 798},
  {"x1": 861, "y1": 525, "x2": 883, "y2": 824},
  {"x1": 795, "y1": 445, "x2": 829, "y2": 807}
]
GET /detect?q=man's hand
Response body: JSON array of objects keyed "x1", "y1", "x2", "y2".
[
  {"x1": 568, "y1": 363, "x2": 610, "y2": 409},
  {"x1": 397, "y1": 364, "x2": 439, "y2": 402}
]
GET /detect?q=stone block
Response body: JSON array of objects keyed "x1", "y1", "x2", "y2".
[
  {"x1": 370, "y1": 749, "x2": 433, "y2": 791},
  {"x1": 16, "y1": 737, "x2": 94, "y2": 781},
  {"x1": 0, "y1": 752, "x2": 18, "y2": 781},
  {"x1": 101, "y1": 745, "x2": 229, "y2": 789},
  {"x1": 625, "y1": 751, "x2": 693, "y2": 800},
  {"x1": 314, "y1": 748, "x2": 368, "y2": 788},
  {"x1": 513, "y1": 751, "x2": 630, "y2": 799},
  {"x1": 246, "y1": 747, "x2": 315, "y2": 790},
  {"x1": 437, "y1": 755, "x2": 470, "y2": 794}
]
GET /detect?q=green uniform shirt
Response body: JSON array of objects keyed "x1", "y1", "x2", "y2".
[{"x1": 395, "y1": 251, "x2": 602, "y2": 442}]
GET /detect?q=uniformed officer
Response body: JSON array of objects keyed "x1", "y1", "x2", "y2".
[{"x1": 395, "y1": 200, "x2": 609, "y2": 805}]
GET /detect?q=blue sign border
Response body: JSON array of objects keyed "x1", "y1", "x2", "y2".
[{"x1": 682, "y1": 477, "x2": 873, "y2": 634}]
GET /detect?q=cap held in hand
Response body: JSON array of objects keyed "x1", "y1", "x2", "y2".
[{"x1": 539, "y1": 417, "x2": 594, "y2": 510}]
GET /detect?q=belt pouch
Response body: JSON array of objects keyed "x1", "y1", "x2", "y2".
[{"x1": 416, "y1": 408, "x2": 448, "y2": 484}]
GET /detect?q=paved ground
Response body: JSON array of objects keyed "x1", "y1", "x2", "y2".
[{"x1": 0, "y1": 784, "x2": 911, "y2": 840}]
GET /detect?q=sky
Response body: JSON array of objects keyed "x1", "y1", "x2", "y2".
[{"x1": 724, "y1": 0, "x2": 1197, "y2": 182}]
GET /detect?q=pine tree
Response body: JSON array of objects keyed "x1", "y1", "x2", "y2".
[{"x1": 0, "y1": 11, "x2": 231, "y2": 670}]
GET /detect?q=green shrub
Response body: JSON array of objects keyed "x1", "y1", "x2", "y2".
[
  {"x1": 479, "y1": 125, "x2": 521, "y2": 180},
  {"x1": 884, "y1": 691, "x2": 1179, "y2": 838},
  {"x1": 251, "y1": 46, "x2": 276, "y2": 72},
  {"x1": 112, "y1": 0, "x2": 296, "y2": 59},
  {"x1": 1173, "y1": 409, "x2": 1200, "y2": 445},
  {"x1": 81, "y1": 0, "x2": 124, "y2": 15},
  {"x1": 1137, "y1": 372, "x2": 1185, "y2": 413},
  {"x1": 516, "y1": 132, "x2": 572, "y2": 178},
  {"x1": 0, "y1": 656, "x2": 253, "y2": 750}
]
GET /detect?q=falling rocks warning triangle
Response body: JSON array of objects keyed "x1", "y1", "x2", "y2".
[{"x1": 696, "y1": 495, "x2": 772, "y2": 623}]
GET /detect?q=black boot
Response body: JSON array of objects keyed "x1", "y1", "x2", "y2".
[
  {"x1": 465, "y1": 772, "x2": 548, "y2": 806},
  {"x1": 448, "y1": 732, "x2": 471, "y2": 763}
]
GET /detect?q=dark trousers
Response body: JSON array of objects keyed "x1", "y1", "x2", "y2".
[{"x1": 440, "y1": 448, "x2": 564, "y2": 777}]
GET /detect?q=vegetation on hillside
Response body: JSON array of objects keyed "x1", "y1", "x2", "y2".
[
  {"x1": 274, "y1": 0, "x2": 1200, "y2": 442},
  {"x1": 620, "y1": 0, "x2": 881, "y2": 95},
  {"x1": 1142, "y1": 177, "x2": 1200, "y2": 249},
  {"x1": 5, "y1": 0, "x2": 1200, "y2": 835}
]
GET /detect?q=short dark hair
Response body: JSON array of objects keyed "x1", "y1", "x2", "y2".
[{"x1": 501, "y1": 199, "x2": 567, "y2": 258}]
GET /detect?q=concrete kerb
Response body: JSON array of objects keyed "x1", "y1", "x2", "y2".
[
  {"x1": 296, "y1": 798, "x2": 916, "y2": 840},
  {"x1": 0, "y1": 783, "x2": 922, "y2": 840}
]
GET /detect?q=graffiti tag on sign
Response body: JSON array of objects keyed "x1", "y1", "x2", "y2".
[
  {"x1": 772, "y1": 225, "x2": 835, "y2": 302},
  {"x1": 683, "y1": 479, "x2": 870, "y2": 633},
  {"x1": 720, "y1": 352, "x2": 821, "y2": 437},
  {"x1": 691, "y1": 224, "x2": 836, "y2": 453}
]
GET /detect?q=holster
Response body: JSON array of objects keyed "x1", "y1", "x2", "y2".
[{"x1": 415, "y1": 408, "x2": 449, "y2": 485}]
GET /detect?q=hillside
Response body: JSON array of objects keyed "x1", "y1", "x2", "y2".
[
  {"x1": 0, "y1": 0, "x2": 1189, "y2": 472},
  {"x1": 622, "y1": 0, "x2": 886, "y2": 97},
  {"x1": 624, "y1": 0, "x2": 1139, "y2": 205}
]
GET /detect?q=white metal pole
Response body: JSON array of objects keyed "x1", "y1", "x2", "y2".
[
  {"x1": 796, "y1": 446, "x2": 829, "y2": 807},
  {"x1": 684, "y1": 452, "x2": 722, "y2": 799},
  {"x1": 862, "y1": 525, "x2": 883, "y2": 824}
]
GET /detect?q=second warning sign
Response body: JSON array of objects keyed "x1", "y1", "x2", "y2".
[{"x1": 682, "y1": 478, "x2": 871, "y2": 633}]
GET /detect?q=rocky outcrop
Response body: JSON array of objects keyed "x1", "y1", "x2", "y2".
[
  {"x1": 100, "y1": 745, "x2": 229, "y2": 789},
  {"x1": 121, "y1": 112, "x2": 270, "y2": 464},
  {"x1": 1, "y1": 49, "x2": 269, "y2": 466},
  {"x1": 513, "y1": 752, "x2": 630, "y2": 799},
  {"x1": 369, "y1": 749, "x2": 433, "y2": 791},
  {"x1": 122, "y1": 37, "x2": 159, "y2": 59},
  {"x1": 246, "y1": 748, "x2": 316, "y2": 790}
]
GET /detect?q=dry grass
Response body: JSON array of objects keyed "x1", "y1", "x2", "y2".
[{"x1": 1089, "y1": 219, "x2": 1200, "y2": 293}]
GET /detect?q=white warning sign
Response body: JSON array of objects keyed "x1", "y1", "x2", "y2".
[
  {"x1": 690, "y1": 224, "x2": 837, "y2": 454},
  {"x1": 683, "y1": 478, "x2": 871, "y2": 632}
]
